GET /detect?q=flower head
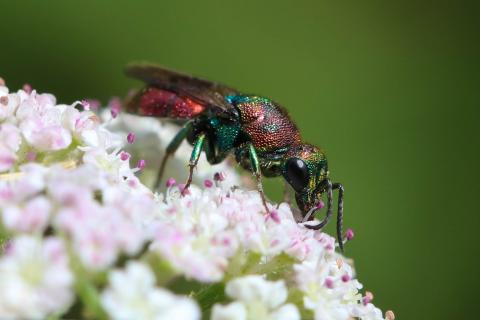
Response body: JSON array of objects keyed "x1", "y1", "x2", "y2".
[
  {"x1": 101, "y1": 261, "x2": 200, "y2": 320},
  {"x1": 212, "y1": 275, "x2": 300, "y2": 320},
  {"x1": 0, "y1": 236, "x2": 73, "y2": 319},
  {"x1": 0, "y1": 83, "x2": 389, "y2": 319}
]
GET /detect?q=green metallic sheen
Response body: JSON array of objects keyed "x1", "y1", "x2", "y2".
[
  {"x1": 189, "y1": 133, "x2": 205, "y2": 165},
  {"x1": 126, "y1": 64, "x2": 346, "y2": 251}
]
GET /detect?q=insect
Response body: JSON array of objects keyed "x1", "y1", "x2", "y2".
[{"x1": 125, "y1": 64, "x2": 346, "y2": 250}]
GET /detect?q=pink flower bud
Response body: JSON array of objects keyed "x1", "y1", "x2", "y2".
[
  {"x1": 120, "y1": 151, "x2": 130, "y2": 161},
  {"x1": 324, "y1": 278, "x2": 334, "y2": 289},
  {"x1": 81, "y1": 99, "x2": 100, "y2": 111},
  {"x1": 363, "y1": 291, "x2": 374, "y2": 305},
  {"x1": 81, "y1": 100, "x2": 91, "y2": 110},
  {"x1": 166, "y1": 178, "x2": 176, "y2": 188},
  {"x1": 385, "y1": 310, "x2": 395, "y2": 320},
  {"x1": 214, "y1": 172, "x2": 226, "y2": 182},
  {"x1": 267, "y1": 210, "x2": 281, "y2": 223},
  {"x1": 137, "y1": 159, "x2": 146, "y2": 170},
  {"x1": 315, "y1": 200, "x2": 325, "y2": 210},
  {"x1": 345, "y1": 228, "x2": 355, "y2": 241},
  {"x1": 204, "y1": 179, "x2": 213, "y2": 188},
  {"x1": 127, "y1": 132, "x2": 136, "y2": 144},
  {"x1": 341, "y1": 274, "x2": 351, "y2": 282},
  {"x1": 22, "y1": 83, "x2": 32, "y2": 94},
  {"x1": 109, "y1": 97, "x2": 122, "y2": 118}
]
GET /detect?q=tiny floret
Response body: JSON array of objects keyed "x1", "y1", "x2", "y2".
[{"x1": 127, "y1": 132, "x2": 136, "y2": 144}]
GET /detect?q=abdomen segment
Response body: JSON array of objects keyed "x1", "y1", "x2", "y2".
[{"x1": 126, "y1": 87, "x2": 206, "y2": 119}]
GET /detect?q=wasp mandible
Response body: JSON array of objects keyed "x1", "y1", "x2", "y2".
[{"x1": 125, "y1": 64, "x2": 346, "y2": 250}]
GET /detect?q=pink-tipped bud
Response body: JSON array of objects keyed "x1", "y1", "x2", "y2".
[
  {"x1": 362, "y1": 291, "x2": 374, "y2": 305},
  {"x1": 214, "y1": 171, "x2": 226, "y2": 182},
  {"x1": 81, "y1": 99, "x2": 100, "y2": 111},
  {"x1": 81, "y1": 100, "x2": 91, "y2": 110},
  {"x1": 316, "y1": 200, "x2": 325, "y2": 210},
  {"x1": 324, "y1": 278, "x2": 334, "y2": 289},
  {"x1": 137, "y1": 159, "x2": 146, "y2": 170},
  {"x1": 385, "y1": 310, "x2": 395, "y2": 320},
  {"x1": 22, "y1": 83, "x2": 32, "y2": 94},
  {"x1": 109, "y1": 97, "x2": 122, "y2": 118},
  {"x1": 166, "y1": 178, "x2": 176, "y2": 188},
  {"x1": 0, "y1": 77, "x2": 5, "y2": 86},
  {"x1": 127, "y1": 132, "x2": 136, "y2": 144},
  {"x1": 341, "y1": 274, "x2": 351, "y2": 282},
  {"x1": 204, "y1": 179, "x2": 213, "y2": 188},
  {"x1": 120, "y1": 151, "x2": 130, "y2": 161},
  {"x1": 268, "y1": 210, "x2": 281, "y2": 224},
  {"x1": 345, "y1": 228, "x2": 355, "y2": 241}
]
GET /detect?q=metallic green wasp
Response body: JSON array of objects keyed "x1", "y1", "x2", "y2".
[{"x1": 125, "y1": 64, "x2": 346, "y2": 250}]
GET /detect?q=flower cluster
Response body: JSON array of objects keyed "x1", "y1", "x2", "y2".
[{"x1": 0, "y1": 82, "x2": 392, "y2": 319}]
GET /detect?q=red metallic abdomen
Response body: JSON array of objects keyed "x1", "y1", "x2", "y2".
[{"x1": 127, "y1": 87, "x2": 206, "y2": 119}]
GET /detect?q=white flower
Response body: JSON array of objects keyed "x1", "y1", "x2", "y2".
[
  {"x1": 2, "y1": 195, "x2": 51, "y2": 233},
  {"x1": 19, "y1": 100, "x2": 73, "y2": 151},
  {"x1": 0, "y1": 236, "x2": 74, "y2": 319},
  {"x1": 0, "y1": 83, "x2": 388, "y2": 319},
  {"x1": 52, "y1": 170, "x2": 152, "y2": 270},
  {"x1": 211, "y1": 275, "x2": 300, "y2": 320},
  {"x1": 0, "y1": 163, "x2": 48, "y2": 203},
  {"x1": 0, "y1": 86, "x2": 20, "y2": 121},
  {"x1": 0, "y1": 123, "x2": 21, "y2": 172},
  {"x1": 101, "y1": 261, "x2": 200, "y2": 320},
  {"x1": 293, "y1": 253, "x2": 384, "y2": 320},
  {"x1": 211, "y1": 302, "x2": 246, "y2": 320}
]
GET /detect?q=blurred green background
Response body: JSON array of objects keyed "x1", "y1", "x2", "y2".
[{"x1": 1, "y1": 1, "x2": 478, "y2": 318}]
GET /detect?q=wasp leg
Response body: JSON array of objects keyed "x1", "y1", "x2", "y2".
[
  {"x1": 305, "y1": 180, "x2": 333, "y2": 230},
  {"x1": 155, "y1": 122, "x2": 192, "y2": 189},
  {"x1": 304, "y1": 181, "x2": 345, "y2": 252},
  {"x1": 332, "y1": 182, "x2": 345, "y2": 251},
  {"x1": 182, "y1": 133, "x2": 206, "y2": 195},
  {"x1": 247, "y1": 143, "x2": 270, "y2": 214}
]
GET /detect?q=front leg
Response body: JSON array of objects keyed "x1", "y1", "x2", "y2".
[
  {"x1": 183, "y1": 133, "x2": 206, "y2": 194},
  {"x1": 246, "y1": 143, "x2": 270, "y2": 214},
  {"x1": 155, "y1": 122, "x2": 192, "y2": 189}
]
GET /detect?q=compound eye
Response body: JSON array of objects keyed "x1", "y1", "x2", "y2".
[{"x1": 286, "y1": 158, "x2": 309, "y2": 192}]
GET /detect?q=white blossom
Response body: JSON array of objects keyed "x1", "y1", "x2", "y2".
[
  {"x1": 0, "y1": 83, "x2": 388, "y2": 319},
  {"x1": 0, "y1": 236, "x2": 74, "y2": 319},
  {"x1": 211, "y1": 275, "x2": 300, "y2": 320},
  {"x1": 101, "y1": 261, "x2": 200, "y2": 320}
]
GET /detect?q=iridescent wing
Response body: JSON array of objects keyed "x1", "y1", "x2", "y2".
[{"x1": 125, "y1": 63, "x2": 240, "y2": 119}]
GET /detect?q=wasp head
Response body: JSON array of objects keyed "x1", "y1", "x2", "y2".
[{"x1": 282, "y1": 144, "x2": 329, "y2": 215}]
